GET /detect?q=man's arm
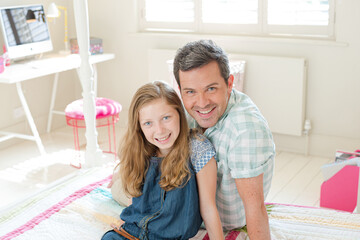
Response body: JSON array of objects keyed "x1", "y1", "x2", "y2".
[{"x1": 235, "y1": 174, "x2": 270, "y2": 240}]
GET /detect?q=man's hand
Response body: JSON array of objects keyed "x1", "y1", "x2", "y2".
[
  {"x1": 108, "y1": 163, "x2": 121, "y2": 188},
  {"x1": 235, "y1": 174, "x2": 271, "y2": 240}
]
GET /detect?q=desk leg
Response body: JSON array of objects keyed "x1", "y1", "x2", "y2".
[
  {"x1": 16, "y1": 82, "x2": 46, "y2": 155},
  {"x1": 47, "y1": 72, "x2": 60, "y2": 133}
]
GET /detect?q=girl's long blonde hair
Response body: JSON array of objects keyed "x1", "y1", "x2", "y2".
[{"x1": 118, "y1": 81, "x2": 191, "y2": 197}]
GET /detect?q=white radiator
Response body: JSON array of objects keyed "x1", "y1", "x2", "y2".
[{"x1": 148, "y1": 49, "x2": 307, "y2": 136}]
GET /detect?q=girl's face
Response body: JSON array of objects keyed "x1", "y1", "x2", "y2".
[{"x1": 139, "y1": 98, "x2": 180, "y2": 157}]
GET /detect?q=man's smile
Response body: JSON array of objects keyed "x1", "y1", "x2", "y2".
[{"x1": 195, "y1": 107, "x2": 216, "y2": 118}]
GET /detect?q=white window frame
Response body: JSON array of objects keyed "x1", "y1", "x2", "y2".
[
  {"x1": 138, "y1": 0, "x2": 335, "y2": 39},
  {"x1": 138, "y1": 0, "x2": 197, "y2": 33}
]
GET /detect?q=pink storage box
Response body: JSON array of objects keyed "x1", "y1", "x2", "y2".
[{"x1": 320, "y1": 165, "x2": 359, "y2": 212}]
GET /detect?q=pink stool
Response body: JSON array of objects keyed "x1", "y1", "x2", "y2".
[{"x1": 65, "y1": 97, "x2": 122, "y2": 168}]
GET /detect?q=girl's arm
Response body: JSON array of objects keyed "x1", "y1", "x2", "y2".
[
  {"x1": 196, "y1": 157, "x2": 224, "y2": 240},
  {"x1": 110, "y1": 198, "x2": 132, "y2": 230}
]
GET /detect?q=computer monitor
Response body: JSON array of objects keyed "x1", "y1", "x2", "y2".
[{"x1": 0, "y1": 4, "x2": 53, "y2": 60}]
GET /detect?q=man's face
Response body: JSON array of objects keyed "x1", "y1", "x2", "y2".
[{"x1": 179, "y1": 61, "x2": 233, "y2": 130}]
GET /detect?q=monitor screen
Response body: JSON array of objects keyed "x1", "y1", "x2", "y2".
[{"x1": 0, "y1": 4, "x2": 53, "y2": 60}]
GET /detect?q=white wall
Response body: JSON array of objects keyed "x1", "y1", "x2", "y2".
[
  {"x1": 1, "y1": 0, "x2": 359, "y2": 158},
  {"x1": 0, "y1": 0, "x2": 79, "y2": 149},
  {"x1": 85, "y1": 0, "x2": 360, "y2": 158}
]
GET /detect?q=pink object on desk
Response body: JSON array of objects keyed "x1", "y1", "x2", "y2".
[
  {"x1": 0, "y1": 56, "x2": 4, "y2": 73},
  {"x1": 320, "y1": 165, "x2": 359, "y2": 212}
]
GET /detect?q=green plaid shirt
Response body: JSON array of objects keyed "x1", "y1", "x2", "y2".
[{"x1": 187, "y1": 89, "x2": 275, "y2": 230}]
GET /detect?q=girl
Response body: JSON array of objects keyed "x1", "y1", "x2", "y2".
[{"x1": 102, "y1": 81, "x2": 223, "y2": 240}]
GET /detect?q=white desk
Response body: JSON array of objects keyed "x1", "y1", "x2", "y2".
[{"x1": 0, "y1": 53, "x2": 115, "y2": 155}]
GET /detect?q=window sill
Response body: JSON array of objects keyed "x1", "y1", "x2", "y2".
[{"x1": 129, "y1": 31, "x2": 349, "y2": 48}]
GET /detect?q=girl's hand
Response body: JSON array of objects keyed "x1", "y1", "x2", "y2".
[{"x1": 111, "y1": 219, "x2": 124, "y2": 229}]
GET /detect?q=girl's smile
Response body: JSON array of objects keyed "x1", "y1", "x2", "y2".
[{"x1": 155, "y1": 133, "x2": 171, "y2": 143}]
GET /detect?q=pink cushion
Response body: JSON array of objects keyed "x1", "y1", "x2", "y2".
[{"x1": 65, "y1": 97, "x2": 122, "y2": 120}]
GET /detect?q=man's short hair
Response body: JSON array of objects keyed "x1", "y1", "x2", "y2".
[{"x1": 173, "y1": 40, "x2": 230, "y2": 88}]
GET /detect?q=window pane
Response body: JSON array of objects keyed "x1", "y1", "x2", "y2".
[
  {"x1": 145, "y1": 0, "x2": 194, "y2": 22},
  {"x1": 202, "y1": 0, "x2": 258, "y2": 24},
  {"x1": 268, "y1": 0, "x2": 329, "y2": 25}
]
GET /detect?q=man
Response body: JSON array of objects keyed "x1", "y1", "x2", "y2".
[{"x1": 173, "y1": 40, "x2": 275, "y2": 240}]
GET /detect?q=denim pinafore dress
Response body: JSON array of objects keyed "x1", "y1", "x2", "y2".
[
  {"x1": 119, "y1": 156, "x2": 201, "y2": 240},
  {"x1": 102, "y1": 133, "x2": 215, "y2": 240}
]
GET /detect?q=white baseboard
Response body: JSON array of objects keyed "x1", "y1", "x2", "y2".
[{"x1": 274, "y1": 133, "x2": 359, "y2": 158}]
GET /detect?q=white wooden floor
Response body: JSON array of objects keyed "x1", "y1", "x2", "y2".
[
  {"x1": 266, "y1": 151, "x2": 332, "y2": 207},
  {"x1": 0, "y1": 126, "x2": 123, "y2": 210},
  {"x1": 0, "y1": 126, "x2": 332, "y2": 210}
]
